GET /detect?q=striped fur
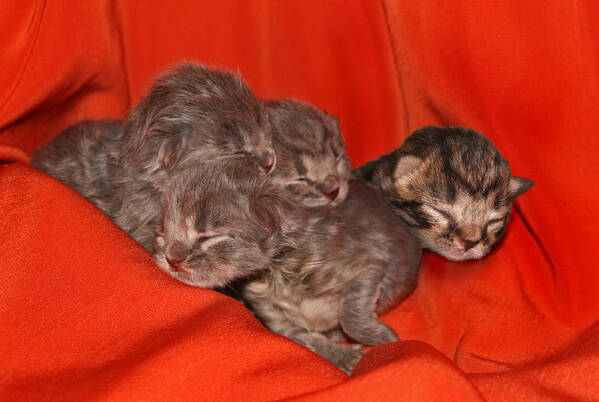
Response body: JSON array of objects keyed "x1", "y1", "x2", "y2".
[{"x1": 355, "y1": 126, "x2": 534, "y2": 261}]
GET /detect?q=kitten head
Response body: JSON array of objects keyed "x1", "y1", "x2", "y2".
[
  {"x1": 265, "y1": 99, "x2": 351, "y2": 207},
  {"x1": 153, "y1": 157, "x2": 279, "y2": 288},
  {"x1": 124, "y1": 62, "x2": 275, "y2": 175},
  {"x1": 364, "y1": 126, "x2": 534, "y2": 261}
]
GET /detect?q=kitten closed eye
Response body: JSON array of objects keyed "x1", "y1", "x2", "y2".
[
  {"x1": 430, "y1": 207, "x2": 454, "y2": 222},
  {"x1": 194, "y1": 235, "x2": 231, "y2": 250},
  {"x1": 485, "y1": 218, "x2": 506, "y2": 236},
  {"x1": 487, "y1": 217, "x2": 504, "y2": 224}
]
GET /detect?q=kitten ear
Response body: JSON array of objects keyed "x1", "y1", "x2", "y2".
[
  {"x1": 157, "y1": 136, "x2": 188, "y2": 171},
  {"x1": 321, "y1": 111, "x2": 346, "y2": 158},
  {"x1": 123, "y1": 96, "x2": 154, "y2": 155},
  {"x1": 509, "y1": 176, "x2": 535, "y2": 199},
  {"x1": 330, "y1": 133, "x2": 346, "y2": 159},
  {"x1": 324, "y1": 111, "x2": 340, "y2": 129},
  {"x1": 393, "y1": 155, "x2": 423, "y2": 180}
]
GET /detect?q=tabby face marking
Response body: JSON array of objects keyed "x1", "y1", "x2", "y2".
[{"x1": 355, "y1": 126, "x2": 534, "y2": 261}]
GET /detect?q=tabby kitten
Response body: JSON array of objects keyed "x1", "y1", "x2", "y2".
[
  {"x1": 355, "y1": 126, "x2": 534, "y2": 261},
  {"x1": 154, "y1": 156, "x2": 278, "y2": 288},
  {"x1": 31, "y1": 63, "x2": 274, "y2": 250},
  {"x1": 240, "y1": 179, "x2": 421, "y2": 374},
  {"x1": 265, "y1": 99, "x2": 352, "y2": 207}
]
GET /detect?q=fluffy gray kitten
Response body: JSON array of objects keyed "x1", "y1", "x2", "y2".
[
  {"x1": 355, "y1": 126, "x2": 534, "y2": 261},
  {"x1": 241, "y1": 179, "x2": 421, "y2": 374},
  {"x1": 31, "y1": 63, "x2": 274, "y2": 250},
  {"x1": 156, "y1": 158, "x2": 421, "y2": 375},
  {"x1": 265, "y1": 99, "x2": 352, "y2": 207},
  {"x1": 153, "y1": 156, "x2": 278, "y2": 288}
]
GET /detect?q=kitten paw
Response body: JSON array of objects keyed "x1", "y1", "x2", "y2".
[
  {"x1": 328, "y1": 344, "x2": 365, "y2": 375},
  {"x1": 342, "y1": 321, "x2": 398, "y2": 346},
  {"x1": 374, "y1": 325, "x2": 399, "y2": 345}
]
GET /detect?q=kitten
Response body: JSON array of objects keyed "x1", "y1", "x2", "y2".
[
  {"x1": 355, "y1": 126, "x2": 534, "y2": 261},
  {"x1": 157, "y1": 161, "x2": 422, "y2": 374},
  {"x1": 125, "y1": 63, "x2": 275, "y2": 176},
  {"x1": 153, "y1": 156, "x2": 277, "y2": 288},
  {"x1": 240, "y1": 179, "x2": 421, "y2": 374},
  {"x1": 29, "y1": 118, "x2": 124, "y2": 213},
  {"x1": 31, "y1": 63, "x2": 274, "y2": 250},
  {"x1": 265, "y1": 99, "x2": 352, "y2": 207}
]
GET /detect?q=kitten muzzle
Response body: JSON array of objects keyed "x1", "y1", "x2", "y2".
[
  {"x1": 165, "y1": 241, "x2": 189, "y2": 272},
  {"x1": 166, "y1": 257, "x2": 185, "y2": 272},
  {"x1": 457, "y1": 225, "x2": 482, "y2": 252},
  {"x1": 256, "y1": 150, "x2": 276, "y2": 174},
  {"x1": 458, "y1": 237, "x2": 481, "y2": 252},
  {"x1": 322, "y1": 175, "x2": 340, "y2": 201}
]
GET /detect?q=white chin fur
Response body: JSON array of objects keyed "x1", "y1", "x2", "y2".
[
  {"x1": 434, "y1": 246, "x2": 488, "y2": 261},
  {"x1": 171, "y1": 272, "x2": 207, "y2": 287},
  {"x1": 421, "y1": 238, "x2": 489, "y2": 261},
  {"x1": 154, "y1": 254, "x2": 231, "y2": 288},
  {"x1": 165, "y1": 268, "x2": 227, "y2": 288}
]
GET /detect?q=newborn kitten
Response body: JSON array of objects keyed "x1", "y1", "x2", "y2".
[
  {"x1": 154, "y1": 156, "x2": 278, "y2": 288},
  {"x1": 31, "y1": 63, "x2": 273, "y2": 250},
  {"x1": 265, "y1": 99, "x2": 352, "y2": 207},
  {"x1": 125, "y1": 63, "x2": 275, "y2": 176},
  {"x1": 158, "y1": 161, "x2": 422, "y2": 374},
  {"x1": 241, "y1": 179, "x2": 421, "y2": 374},
  {"x1": 355, "y1": 126, "x2": 534, "y2": 261}
]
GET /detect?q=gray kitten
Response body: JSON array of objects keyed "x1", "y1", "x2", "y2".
[
  {"x1": 355, "y1": 126, "x2": 534, "y2": 261},
  {"x1": 125, "y1": 63, "x2": 275, "y2": 175},
  {"x1": 31, "y1": 63, "x2": 274, "y2": 250},
  {"x1": 265, "y1": 99, "x2": 352, "y2": 207},
  {"x1": 153, "y1": 156, "x2": 278, "y2": 288},
  {"x1": 240, "y1": 179, "x2": 421, "y2": 374},
  {"x1": 156, "y1": 160, "x2": 421, "y2": 374}
]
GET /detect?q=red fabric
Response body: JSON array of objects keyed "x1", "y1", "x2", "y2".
[{"x1": 2, "y1": 1, "x2": 598, "y2": 400}]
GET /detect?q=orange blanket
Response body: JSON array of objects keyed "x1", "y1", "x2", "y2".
[{"x1": 2, "y1": 1, "x2": 598, "y2": 400}]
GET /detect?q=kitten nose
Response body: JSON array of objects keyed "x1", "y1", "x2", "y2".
[
  {"x1": 323, "y1": 175, "x2": 340, "y2": 200},
  {"x1": 259, "y1": 151, "x2": 276, "y2": 174},
  {"x1": 459, "y1": 225, "x2": 481, "y2": 251},
  {"x1": 461, "y1": 238, "x2": 480, "y2": 251},
  {"x1": 166, "y1": 241, "x2": 187, "y2": 271},
  {"x1": 166, "y1": 257, "x2": 184, "y2": 272}
]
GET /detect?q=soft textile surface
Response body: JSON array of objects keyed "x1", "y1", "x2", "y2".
[{"x1": 2, "y1": 1, "x2": 598, "y2": 400}]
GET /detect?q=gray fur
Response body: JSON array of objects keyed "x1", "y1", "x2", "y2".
[
  {"x1": 241, "y1": 179, "x2": 421, "y2": 374},
  {"x1": 31, "y1": 63, "x2": 273, "y2": 250},
  {"x1": 265, "y1": 99, "x2": 352, "y2": 207},
  {"x1": 355, "y1": 126, "x2": 534, "y2": 261},
  {"x1": 157, "y1": 162, "x2": 422, "y2": 374},
  {"x1": 153, "y1": 156, "x2": 277, "y2": 288}
]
